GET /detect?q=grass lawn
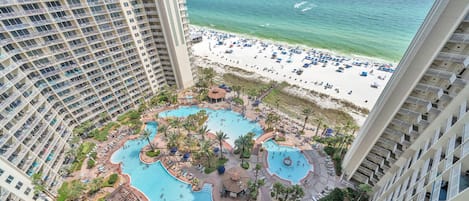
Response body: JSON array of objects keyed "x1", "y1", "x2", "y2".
[
  {"x1": 89, "y1": 122, "x2": 120, "y2": 142},
  {"x1": 71, "y1": 142, "x2": 96, "y2": 171},
  {"x1": 263, "y1": 87, "x2": 355, "y2": 127},
  {"x1": 222, "y1": 73, "x2": 357, "y2": 128},
  {"x1": 222, "y1": 73, "x2": 270, "y2": 92}
]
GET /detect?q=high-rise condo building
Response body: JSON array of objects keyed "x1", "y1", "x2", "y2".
[
  {"x1": 0, "y1": 0, "x2": 194, "y2": 200},
  {"x1": 342, "y1": 0, "x2": 469, "y2": 201}
]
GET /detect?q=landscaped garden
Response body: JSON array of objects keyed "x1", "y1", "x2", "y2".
[{"x1": 53, "y1": 68, "x2": 369, "y2": 201}]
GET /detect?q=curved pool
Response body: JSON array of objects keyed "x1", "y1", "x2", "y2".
[
  {"x1": 262, "y1": 140, "x2": 313, "y2": 184},
  {"x1": 159, "y1": 106, "x2": 263, "y2": 146},
  {"x1": 111, "y1": 122, "x2": 213, "y2": 201}
]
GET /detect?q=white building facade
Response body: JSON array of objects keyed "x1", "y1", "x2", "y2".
[
  {"x1": 0, "y1": 0, "x2": 194, "y2": 200},
  {"x1": 343, "y1": 0, "x2": 469, "y2": 201}
]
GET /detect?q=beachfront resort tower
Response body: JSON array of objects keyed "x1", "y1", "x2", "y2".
[
  {"x1": 342, "y1": 0, "x2": 469, "y2": 201},
  {"x1": 0, "y1": 0, "x2": 194, "y2": 200}
]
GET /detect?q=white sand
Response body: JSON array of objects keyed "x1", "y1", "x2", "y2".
[{"x1": 191, "y1": 26, "x2": 396, "y2": 111}]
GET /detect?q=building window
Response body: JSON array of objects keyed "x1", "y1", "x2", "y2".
[
  {"x1": 0, "y1": 7, "x2": 14, "y2": 14},
  {"x1": 15, "y1": 181, "x2": 23, "y2": 190},
  {"x1": 21, "y1": 3, "x2": 40, "y2": 11},
  {"x1": 6, "y1": 175, "x2": 14, "y2": 184}
]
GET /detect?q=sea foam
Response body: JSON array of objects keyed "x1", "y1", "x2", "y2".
[{"x1": 294, "y1": 1, "x2": 308, "y2": 9}]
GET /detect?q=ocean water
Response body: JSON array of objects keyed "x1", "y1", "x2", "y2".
[{"x1": 187, "y1": 0, "x2": 434, "y2": 62}]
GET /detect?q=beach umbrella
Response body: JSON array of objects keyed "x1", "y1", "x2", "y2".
[
  {"x1": 213, "y1": 147, "x2": 220, "y2": 153},
  {"x1": 217, "y1": 165, "x2": 226, "y2": 174},
  {"x1": 183, "y1": 153, "x2": 190, "y2": 159},
  {"x1": 170, "y1": 147, "x2": 178, "y2": 153}
]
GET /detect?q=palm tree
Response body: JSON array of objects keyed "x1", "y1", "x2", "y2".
[
  {"x1": 273, "y1": 182, "x2": 284, "y2": 200},
  {"x1": 234, "y1": 135, "x2": 249, "y2": 163},
  {"x1": 234, "y1": 132, "x2": 255, "y2": 163},
  {"x1": 88, "y1": 177, "x2": 103, "y2": 195},
  {"x1": 357, "y1": 183, "x2": 372, "y2": 201},
  {"x1": 158, "y1": 124, "x2": 168, "y2": 137},
  {"x1": 182, "y1": 119, "x2": 194, "y2": 135},
  {"x1": 254, "y1": 163, "x2": 262, "y2": 184},
  {"x1": 32, "y1": 173, "x2": 45, "y2": 195},
  {"x1": 202, "y1": 68, "x2": 215, "y2": 87},
  {"x1": 68, "y1": 180, "x2": 86, "y2": 200},
  {"x1": 198, "y1": 125, "x2": 210, "y2": 141},
  {"x1": 232, "y1": 85, "x2": 241, "y2": 98},
  {"x1": 198, "y1": 140, "x2": 214, "y2": 168},
  {"x1": 247, "y1": 88, "x2": 258, "y2": 100},
  {"x1": 169, "y1": 118, "x2": 182, "y2": 133},
  {"x1": 167, "y1": 132, "x2": 180, "y2": 149},
  {"x1": 140, "y1": 130, "x2": 154, "y2": 150},
  {"x1": 301, "y1": 108, "x2": 313, "y2": 133},
  {"x1": 265, "y1": 112, "x2": 280, "y2": 130},
  {"x1": 338, "y1": 134, "x2": 355, "y2": 158},
  {"x1": 314, "y1": 117, "x2": 324, "y2": 136},
  {"x1": 283, "y1": 186, "x2": 294, "y2": 201},
  {"x1": 290, "y1": 185, "x2": 305, "y2": 201},
  {"x1": 274, "y1": 98, "x2": 280, "y2": 110},
  {"x1": 215, "y1": 131, "x2": 229, "y2": 159}
]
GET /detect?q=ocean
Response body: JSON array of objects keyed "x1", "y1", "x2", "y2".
[{"x1": 187, "y1": 0, "x2": 434, "y2": 62}]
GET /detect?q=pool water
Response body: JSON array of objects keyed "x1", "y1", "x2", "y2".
[
  {"x1": 159, "y1": 106, "x2": 264, "y2": 146},
  {"x1": 262, "y1": 140, "x2": 313, "y2": 184},
  {"x1": 111, "y1": 122, "x2": 213, "y2": 201}
]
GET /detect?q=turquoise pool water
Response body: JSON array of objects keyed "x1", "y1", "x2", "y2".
[
  {"x1": 159, "y1": 106, "x2": 264, "y2": 146},
  {"x1": 262, "y1": 140, "x2": 312, "y2": 184},
  {"x1": 111, "y1": 122, "x2": 213, "y2": 201}
]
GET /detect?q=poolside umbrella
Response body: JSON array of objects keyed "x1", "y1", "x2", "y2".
[
  {"x1": 183, "y1": 153, "x2": 190, "y2": 159},
  {"x1": 217, "y1": 165, "x2": 225, "y2": 174},
  {"x1": 326, "y1": 128, "x2": 334, "y2": 136},
  {"x1": 170, "y1": 147, "x2": 178, "y2": 154}
]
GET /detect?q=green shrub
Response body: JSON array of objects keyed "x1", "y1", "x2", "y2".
[
  {"x1": 324, "y1": 146, "x2": 335, "y2": 156},
  {"x1": 233, "y1": 97, "x2": 244, "y2": 105},
  {"x1": 146, "y1": 150, "x2": 160, "y2": 157},
  {"x1": 241, "y1": 161, "x2": 250, "y2": 169},
  {"x1": 233, "y1": 149, "x2": 240, "y2": 154},
  {"x1": 87, "y1": 159, "x2": 96, "y2": 169},
  {"x1": 107, "y1": 174, "x2": 118, "y2": 185},
  {"x1": 204, "y1": 167, "x2": 216, "y2": 174},
  {"x1": 241, "y1": 151, "x2": 251, "y2": 159},
  {"x1": 90, "y1": 152, "x2": 97, "y2": 160}
]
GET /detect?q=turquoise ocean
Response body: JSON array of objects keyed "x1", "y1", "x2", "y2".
[{"x1": 187, "y1": 0, "x2": 434, "y2": 62}]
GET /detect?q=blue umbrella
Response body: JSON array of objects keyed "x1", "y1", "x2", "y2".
[
  {"x1": 170, "y1": 147, "x2": 178, "y2": 153},
  {"x1": 217, "y1": 166, "x2": 225, "y2": 174},
  {"x1": 183, "y1": 153, "x2": 190, "y2": 159},
  {"x1": 213, "y1": 147, "x2": 220, "y2": 153}
]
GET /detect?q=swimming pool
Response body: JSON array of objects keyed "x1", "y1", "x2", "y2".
[
  {"x1": 159, "y1": 106, "x2": 264, "y2": 146},
  {"x1": 262, "y1": 140, "x2": 313, "y2": 184},
  {"x1": 111, "y1": 122, "x2": 213, "y2": 201}
]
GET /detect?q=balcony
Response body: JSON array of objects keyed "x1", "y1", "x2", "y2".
[
  {"x1": 382, "y1": 128, "x2": 405, "y2": 143},
  {"x1": 409, "y1": 83, "x2": 444, "y2": 102},
  {"x1": 436, "y1": 52, "x2": 467, "y2": 63},
  {"x1": 421, "y1": 69, "x2": 457, "y2": 89},
  {"x1": 396, "y1": 108, "x2": 422, "y2": 125}
]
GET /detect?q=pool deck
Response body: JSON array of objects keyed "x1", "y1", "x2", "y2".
[{"x1": 103, "y1": 99, "x2": 347, "y2": 201}]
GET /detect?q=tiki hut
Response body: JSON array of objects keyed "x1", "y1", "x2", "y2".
[
  {"x1": 207, "y1": 87, "x2": 226, "y2": 103},
  {"x1": 222, "y1": 167, "x2": 249, "y2": 198}
]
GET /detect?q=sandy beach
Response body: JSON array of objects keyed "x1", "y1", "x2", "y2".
[{"x1": 190, "y1": 26, "x2": 396, "y2": 110}]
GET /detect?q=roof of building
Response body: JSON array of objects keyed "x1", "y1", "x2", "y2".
[
  {"x1": 207, "y1": 87, "x2": 226, "y2": 100},
  {"x1": 222, "y1": 167, "x2": 250, "y2": 193}
]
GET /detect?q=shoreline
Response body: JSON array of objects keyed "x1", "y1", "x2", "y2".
[
  {"x1": 190, "y1": 24, "x2": 398, "y2": 65},
  {"x1": 191, "y1": 26, "x2": 396, "y2": 110}
]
